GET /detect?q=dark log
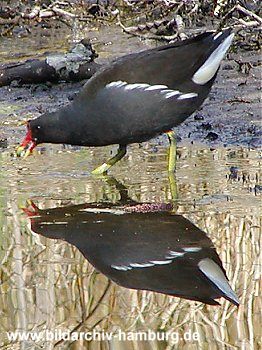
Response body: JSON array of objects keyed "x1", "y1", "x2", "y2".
[{"x1": 0, "y1": 39, "x2": 101, "y2": 87}]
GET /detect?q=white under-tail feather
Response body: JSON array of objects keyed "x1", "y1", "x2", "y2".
[
  {"x1": 192, "y1": 32, "x2": 234, "y2": 85},
  {"x1": 198, "y1": 258, "x2": 239, "y2": 305}
]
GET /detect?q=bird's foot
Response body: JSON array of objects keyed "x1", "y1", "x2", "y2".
[
  {"x1": 91, "y1": 145, "x2": 127, "y2": 176},
  {"x1": 91, "y1": 163, "x2": 110, "y2": 175}
]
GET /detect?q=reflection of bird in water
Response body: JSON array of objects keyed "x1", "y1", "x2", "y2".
[{"x1": 23, "y1": 198, "x2": 239, "y2": 306}]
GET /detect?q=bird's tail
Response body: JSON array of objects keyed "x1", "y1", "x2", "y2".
[
  {"x1": 192, "y1": 29, "x2": 234, "y2": 85},
  {"x1": 199, "y1": 258, "x2": 239, "y2": 306}
]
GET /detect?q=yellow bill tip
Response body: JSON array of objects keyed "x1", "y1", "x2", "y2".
[
  {"x1": 23, "y1": 148, "x2": 32, "y2": 159},
  {"x1": 16, "y1": 145, "x2": 34, "y2": 158},
  {"x1": 16, "y1": 145, "x2": 26, "y2": 157},
  {"x1": 17, "y1": 120, "x2": 28, "y2": 126}
]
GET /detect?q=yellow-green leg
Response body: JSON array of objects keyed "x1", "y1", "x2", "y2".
[
  {"x1": 95, "y1": 175, "x2": 135, "y2": 204},
  {"x1": 168, "y1": 171, "x2": 178, "y2": 207},
  {"x1": 167, "y1": 131, "x2": 177, "y2": 173},
  {"x1": 91, "y1": 145, "x2": 127, "y2": 175},
  {"x1": 167, "y1": 131, "x2": 178, "y2": 205}
]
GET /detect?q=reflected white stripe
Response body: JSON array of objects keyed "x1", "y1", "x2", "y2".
[
  {"x1": 79, "y1": 208, "x2": 125, "y2": 215},
  {"x1": 130, "y1": 262, "x2": 155, "y2": 268},
  {"x1": 168, "y1": 250, "x2": 185, "y2": 257},
  {"x1": 150, "y1": 259, "x2": 173, "y2": 265},
  {"x1": 111, "y1": 265, "x2": 132, "y2": 271},
  {"x1": 111, "y1": 258, "x2": 174, "y2": 271},
  {"x1": 183, "y1": 247, "x2": 202, "y2": 252},
  {"x1": 39, "y1": 221, "x2": 68, "y2": 225}
]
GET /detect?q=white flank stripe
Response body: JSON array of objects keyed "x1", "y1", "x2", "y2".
[
  {"x1": 145, "y1": 85, "x2": 168, "y2": 91},
  {"x1": 107, "y1": 81, "x2": 127, "y2": 87},
  {"x1": 165, "y1": 91, "x2": 180, "y2": 99},
  {"x1": 213, "y1": 31, "x2": 223, "y2": 40},
  {"x1": 161, "y1": 89, "x2": 174, "y2": 93},
  {"x1": 177, "y1": 93, "x2": 198, "y2": 100},
  {"x1": 192, "y1": 33, "x2": 234, "y2": 85},
  {"x1": 106, "y1": 80, "x2": 198, "y2": 101},
  {"x1": 125, "y1": 83, "x2": 149, "y2": 90}
]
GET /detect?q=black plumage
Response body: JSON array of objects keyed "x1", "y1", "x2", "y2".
[
  {"x1": 24, "y1": 201, "x2": 239, "y2": 306},
  {"x1": 17, "y1": 29, "x2": 234, "y2": 173}
]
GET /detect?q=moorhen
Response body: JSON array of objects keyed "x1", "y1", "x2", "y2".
[
  {"x1": 17, "y1": 29, "x2": 234, "y2": 174},
  {"x1": 23, "y1": 200, "x2": 239, "y2": 306}
]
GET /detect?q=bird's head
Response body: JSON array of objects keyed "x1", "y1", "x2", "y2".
[{"x1": 16, "y1": 111, "x2": 68, "y2": 158}]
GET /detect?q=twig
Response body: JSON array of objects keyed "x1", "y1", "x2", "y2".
[
  {"x1": 117, "y1": 15, "x2": 178, "y2": 42},
  {"x1": 174, "y1": 14, "x2": 187, "y2": 40},
  {"x1": 189, "y1": 3, "x2": 199, "y2": 15},
  {"x1": 0, "y1": 23, "x2": 16, "y2": 36},
  {"x1": 227, "y1": 98, "x2": 251, "y2": 104},
  {"x1": 235, "y1": 4, "x2": 262, "y2": 25},
  {"x1": 122, "y1": 0, "x2": 134, "y2": 6},
  {"x1": 234, "y1": 18, "x2": 261, "y2": 29},
  {"x1": 214, "y1": 0, "x2": 228, "y2": 17},
  {"x1": 51, "y1": 6, "x2": 77, "y2": 19},
  {"x1": 39, "y1": 10, "x2": 55, "y2": 19},
  {"x1": 22, "y1": 6, "x2": 40, "y2": 20},
  {"x1": 0, "y1": 16, "x2": 20, "y2": 25},
  {"x1": 0, "y1": 3, "x2": 77, "y2": 30},
  {"x1": 219, "y1": 4, "x2": 262, "y2": 31},
  {"x1": 52, "y1": 1, "x2": 70, "y2": 7}
]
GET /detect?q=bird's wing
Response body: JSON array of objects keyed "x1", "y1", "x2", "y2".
[
  {"x1": 79, "y1": 80, "x2": 200, "y2": 144},
  {"x1": 109, "y1": 243, "x2": 201, "y2": 271},
  {"x1": 84, "y1": 29, "x2": 233, "y2": 92},
  {"x1": 107, "y1": 242, "x2": 239, "y2": 306}
]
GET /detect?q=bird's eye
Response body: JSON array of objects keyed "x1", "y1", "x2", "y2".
[{"x1": 36, "y1": 125, "x2": 41, "y2": 129}]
